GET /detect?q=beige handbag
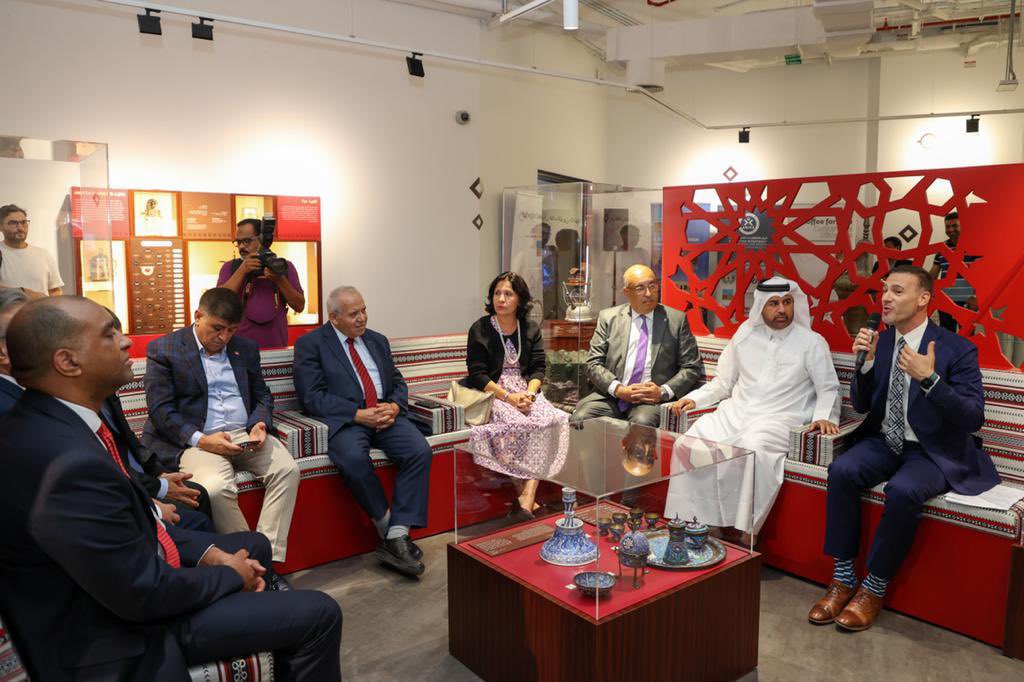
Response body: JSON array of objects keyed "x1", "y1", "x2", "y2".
[{"x1": 447, "y1": 381, "x2": 494, "y2": 426}]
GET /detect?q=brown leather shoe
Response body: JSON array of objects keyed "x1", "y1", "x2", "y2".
[
  {"x1": 835, "y1": 586, "x2": 883, "y2": 631},
  {"x1": 808, "y1": 580, "x2": 856, "y2": 625}
]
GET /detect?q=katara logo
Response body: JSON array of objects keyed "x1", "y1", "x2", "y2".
[{"x1": 738, "y1": 212, "x2": 760, "y2": 236}]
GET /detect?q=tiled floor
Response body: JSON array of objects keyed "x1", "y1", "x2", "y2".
[{"x1": 291, "y1": 533, "x2": 1024, "y2": 681}]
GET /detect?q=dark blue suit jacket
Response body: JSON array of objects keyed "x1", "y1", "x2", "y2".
[
  {"x1": 851, "y1": 321, "x2": 999, "y2": 495},
  {"x1": 142, "y1": 326, "x2": 274, "y2": 469},
  {"x1": 0, "y1": 376, "x2": 23, "y2": 417},
  {"x1": 0, "y1": 390, "x2": 243, "y2": 681},
  {"x1": 293, "y1": 324, "x2": 408, "y2": 439}
]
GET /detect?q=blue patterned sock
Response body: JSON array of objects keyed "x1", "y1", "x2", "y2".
[
  {"x1": 832, "y1": 557, "x2": 857, "y2": 589},
  {"x1": 863, "y1": 573, "x2": 889, "y2": 598}
]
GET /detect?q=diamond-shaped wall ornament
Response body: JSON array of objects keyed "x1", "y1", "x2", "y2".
[
  {"x1": 723, "y1": 166, "x2": 738, "y2": 182},
  {"x1": 472, "y1": 214, "x2": 483, "y2": 230},
  {"x1": 899, "y1": 224, "x2": 919, "y2": 242},
  {"x1": 470, "y1": 177, "x2": 483, "y2": 199}
]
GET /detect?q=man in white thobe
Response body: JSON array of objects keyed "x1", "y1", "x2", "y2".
[{"x1": 663, "y1": 277, "x2": 840, "y2": 535}]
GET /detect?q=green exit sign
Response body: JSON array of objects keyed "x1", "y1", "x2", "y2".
[{"x1": 785, "y1": 53, "x2": 802, "y2": 65}]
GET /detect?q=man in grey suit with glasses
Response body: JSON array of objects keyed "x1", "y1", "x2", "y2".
[{"x1": 570, "y1": 264, "x2": 703, "y2": 427}]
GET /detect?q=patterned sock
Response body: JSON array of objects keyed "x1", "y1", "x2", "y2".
[
  {"x1": 832, "y1": 557, "x2": 857, "y2": 589},
  {"x1": 863, "y1": 573, "x2": 889, "y2": 598}
]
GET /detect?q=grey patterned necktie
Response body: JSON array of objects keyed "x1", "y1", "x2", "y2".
[{"x1": 883, "y1": 337, "x2": 907, "y2": 454}]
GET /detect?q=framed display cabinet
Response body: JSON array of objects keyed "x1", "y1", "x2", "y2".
[
  {"x1": 448, "y1": 417, "x2": 760, "y2": 681},
  {"x1": 501, "y1": 183, "x2": 662, "y2": 407}
]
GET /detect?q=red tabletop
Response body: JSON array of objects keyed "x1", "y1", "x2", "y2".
[{"x1": 461, "y1": 514, "x2": 749, "y2": 622}]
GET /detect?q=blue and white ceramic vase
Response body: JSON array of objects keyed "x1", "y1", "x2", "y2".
[{"x1": 540, "y1": 487, "x2": 598, "y2": 567}]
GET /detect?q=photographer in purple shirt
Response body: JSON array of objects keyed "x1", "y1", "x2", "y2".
[{"x1": 217, "y1": 218, "x2": 305, "y2": 349}]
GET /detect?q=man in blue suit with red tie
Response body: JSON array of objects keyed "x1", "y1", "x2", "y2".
[
  {"x1": 0, "y1": 296, "x2": 342, "y2": 681},
  {"x1": 809, "y1": 265, "x2": 999, "y2": 631},
  {"x1": 293, "y1": 286, "x2": 432, "y2": 578}
]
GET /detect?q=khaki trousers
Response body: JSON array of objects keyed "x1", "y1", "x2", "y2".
[{"x1": 180, "y1": 435, "x2": 299, "y2": 562}]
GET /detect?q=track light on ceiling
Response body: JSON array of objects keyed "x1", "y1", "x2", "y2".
[
  {"x1": 137, "y1": 8, "x2": 161, "y2": 36},
  {"x1": 563, "y1": 0, "x2": 579, "y2": 30},
  {"x1": 406, "y1": 52, "x2": 425, "y2": 78},
  {"x1": 966, "y1": 114, "x2": 980, "y2": 133},
  {"x1": 738, "y1": 127, "x2": 750, "y2": 143},
  {"x1": 192, "y1": 17, "x2": 214, "y2": 41}
]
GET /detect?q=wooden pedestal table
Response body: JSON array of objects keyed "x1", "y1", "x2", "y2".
[{"x1": 448, "y1": 526, "x2": 760, "y2": 682}]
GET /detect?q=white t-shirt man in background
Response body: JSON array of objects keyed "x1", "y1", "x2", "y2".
[{"x1": 0, "y1": 204, "x2": 63, "y2": 298}]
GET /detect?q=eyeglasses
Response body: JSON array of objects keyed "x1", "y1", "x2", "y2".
[
  {"x1": 3, "y1": 220, "x2": 29, "y2": 228},
  {"x1": 627, "y1": 282, "x2": 660, "y2": 294},
  {"x1": 232, "y1": 236, "x2": 259, "y2": 247}
]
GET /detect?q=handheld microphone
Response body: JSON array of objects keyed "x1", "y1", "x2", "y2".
[{"x1": 855, "y1": 312, "x2": 882, "y2": 372}]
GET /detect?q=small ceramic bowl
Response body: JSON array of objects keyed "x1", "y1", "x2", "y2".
[
  {"x1": 609, "y1": 523, "x2": 625, "y2": 542},
  {"x1": 629, "y1": 507, "x2": 644, "y2": 525},
  {"x1": 644, "y1": 511, "x2": 661, "y2": 530},
  {"x1": 597, "y1": 517, "x2": 612, "y2": 537},
  {"x1": 573, "y1": 571, "x2": 616, "y2": 597},
  {"x1": 611, "y1": 512, "x2": 628, "y2": 527}
]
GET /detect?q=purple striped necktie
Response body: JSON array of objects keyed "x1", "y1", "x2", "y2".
[{"x1": 618, "y1": 316, "x2": 649, "y2": 413}]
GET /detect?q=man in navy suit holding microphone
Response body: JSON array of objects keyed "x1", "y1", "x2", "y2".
[
  {"x1": 808, "y1": 264, "x2": 999, "y2": 631},
  {"x1": 293, "y1": 286, "x2": 432, "y2": 579}
]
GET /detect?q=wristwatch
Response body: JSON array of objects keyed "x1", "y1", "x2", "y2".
[{"x1": 920, "y1": 372, "x2": 940, "y2": 391}]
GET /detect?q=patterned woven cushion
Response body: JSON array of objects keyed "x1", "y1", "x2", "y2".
[
  {"x1": 783, "y1": 459, "x2": 1024, "y2": 542},
  {"x1": 274, "y1": 410, "x2": 329, "y2": 459},
  {"x1": 188, "y1": 652, "x2": 274, "y2": 682},
  {"x1": 0, "y1": 621, "x2": 27, "y2": 682}
]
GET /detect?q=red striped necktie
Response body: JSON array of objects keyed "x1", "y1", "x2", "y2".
[
  {"x1": 96, "y1": 422, "x2": 182, "y2": 568},
  {"x1": 346, "y1": 337, "x2": 379, "y2": 408}
]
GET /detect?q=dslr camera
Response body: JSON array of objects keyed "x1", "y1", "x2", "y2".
[{"x1": 254, "y1": 214, "x2": 288, "y2": 277}]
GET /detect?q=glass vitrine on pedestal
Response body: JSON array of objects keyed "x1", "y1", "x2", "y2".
[{"x1": 448, "y1": 417, "x2": 760, "y2": 681}]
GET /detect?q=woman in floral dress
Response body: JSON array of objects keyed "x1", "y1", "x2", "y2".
[{"x1": 465, "y1": 272, "x2": 569, "y2": 517}]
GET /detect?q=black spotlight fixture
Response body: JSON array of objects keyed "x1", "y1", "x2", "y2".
[
  {"x1": 406, "y1": 52, "x2": 425, "y2": 78},
  {"x1": 192, "y1": 17, "x2": 214, "y2": 41},
  {"x1": 738, "y1": 127, "x2": 750, "y2": 144},
  {"x1": 966, "y1": 114, "x2": 980, "y2": 134},
  {"x1": 137, "y1": 8, "x2": 162, "y2": 36}
]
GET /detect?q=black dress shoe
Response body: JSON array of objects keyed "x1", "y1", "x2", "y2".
[
  {"x1": 268, "y1": 573, "x2": 293, "y2": 592},
  {"x1": 404, "y1": 535, "x2": 423, "y2": 561},
  {"x1": 375, "y1": 537, "x2": 425, "y2": 578}
]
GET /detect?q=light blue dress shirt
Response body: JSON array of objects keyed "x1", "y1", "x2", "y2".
[
  {"x1": 189, "y1": 327, "x2": 249, "y2": 447},
  {"x1": 333, "y1": 326, "x2": 384, "y2": 399}
]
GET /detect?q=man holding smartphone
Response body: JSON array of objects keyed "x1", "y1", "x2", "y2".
[{"x1": 142, "y1": 287, "x2": 299, "y2": 564}]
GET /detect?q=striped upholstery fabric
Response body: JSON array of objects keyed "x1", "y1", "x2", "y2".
[{"x1": 118, "y1": 334, "x2": 471, "y2": 469}]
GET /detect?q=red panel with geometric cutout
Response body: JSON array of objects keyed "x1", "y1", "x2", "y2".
[{"x1": 662, "y1": 164, "x2": 1024, "y2": 369}]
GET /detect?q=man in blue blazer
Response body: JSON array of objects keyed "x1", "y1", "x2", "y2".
[
  {"x1": 294, "y1": 286, "x2": 432, "y2": 578},
  {"x1": 0, "y1": 296, "x2": 341, "y2": 681},
  {"x1": 143, "y1": 288, "x2": 299, "y2": 563},
  {"x1": 809, "y1": 265, "x2": 999, "y2": 632}
]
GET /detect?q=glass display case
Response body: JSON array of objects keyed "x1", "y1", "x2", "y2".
[
  {"x1": 501, "y1": 183, "x2": 662, "y2": 407},
  {"x1": 0, "y1": 137, "x2": 119, "y2": 318},
  {"x1": 452, "y1": 416, "x2": 755, "y2": 622}
]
